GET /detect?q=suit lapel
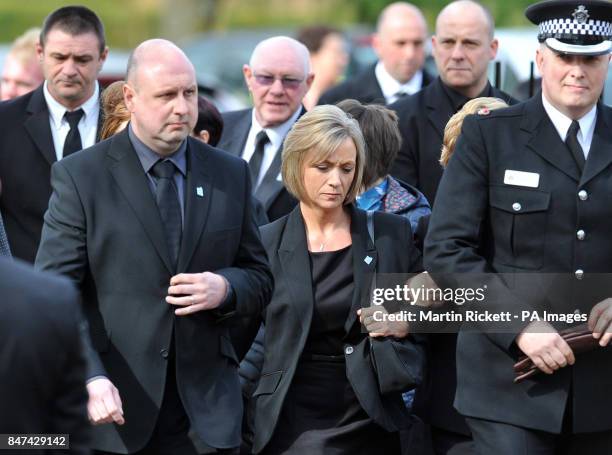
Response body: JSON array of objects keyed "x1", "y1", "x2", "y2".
[
  {"x1": 278, "y1": 206, "x2": 314, "y2": 335},
  {"x1": 522, "y1": 96, "x2": 580, "y2": 183},
  {"x1": 425, "y1": 80, "x2": 454, "y2": 141},
  {"x1": 177, "y1": 139, "x2": 213, "y2": 271},
  {"x1": 223, "y1": 111, "x2": 251, "y2": 157},
  {"x1": 24, "y1": 87, "x2": 56, "y2": 166},
  {"x1": 255, "y1": 107, "x2": 307, "y2": 208},
  {"x1": 344, "y1": 207, "x2": 377, "y2": 334},
  {"x1": 580, "y1": 104, "x2": 612, "y2": 187},
  {"x1": 106, "y1": 129, "x2": 174, "y2": 274}
]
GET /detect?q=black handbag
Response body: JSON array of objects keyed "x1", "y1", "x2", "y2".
[{"x1": 365, "y1": 211, "x2": 424, "y2": 394}]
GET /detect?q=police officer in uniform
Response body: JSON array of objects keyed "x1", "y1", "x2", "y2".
[{"x1": 425, "y1": 1, "x2": 612, "y2": 453}]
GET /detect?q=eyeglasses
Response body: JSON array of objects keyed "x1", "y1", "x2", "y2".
[{"x1": 252, "y1": 73, "x2": 305, "y2": 90}]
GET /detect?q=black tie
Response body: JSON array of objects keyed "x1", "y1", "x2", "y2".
[
  {"x1": 63, "y1": 109, "x2": 84, "y2": 158},
  {"x1": 248, "y1": 131, "x2": 270, "y2": 186},
  {"x1": 566, "y1": 120, "x2": 585, "y2": 173},
  {"x1": 150, "y1": 160, "x2": 182, "y2": 269}
]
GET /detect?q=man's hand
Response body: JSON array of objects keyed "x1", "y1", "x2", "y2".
[
  {"x1": 588, "y1": 298, "x2": 612, "y2": 346},
  {"x1": 86, "y1": 377, "x2": 125, "y2": 425},
  {"x1": 358, "y1": 306, "x2": 409, "y2": 338},
  {"x1": 516, "y1": 321, "x2": 575, "y2": 374},
  {"x1": 167, "y1": 272, "x2": 228, "y2": 316}
]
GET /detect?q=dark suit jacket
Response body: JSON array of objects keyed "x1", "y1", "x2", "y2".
[
  {"x1": 317, "y1": 63, "x2": 433, "y2": 106},
  {"x1": 251, "y1": 205, "x2": 427, "y2": 453},
  {"x1": 35, "y1": 129, "x2": 273, "y2": 453},
  {"x1": 217, "y1": 108, "x2": 302, "y2": 222},
  {"x1": 0, "y1": 257, "x2": 90, "y2": 454},
  {"x1": 0, "y1": 85, "x2": 101, "y2": 263},
  {"x1": 425, "y1": 95, "x2": 612, "y2": 434},
  {"x1": 389, "y1": 78, "x2": 516, "y2": 436},
  {"x1": 0, "y1": 211, "x2": 10, "y2": 257},
  {"x1": 389, "y1": 77, "x2": 516, "y2": 206}
]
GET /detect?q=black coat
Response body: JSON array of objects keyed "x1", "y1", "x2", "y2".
[
  {"x1": 35, "y1": 130, "x2": 273, "y2": 452},
  {"x1": 217, "y1": 108, "x2": 301, "y2": 222},
  {"x1": 318, "y1": 63, "x2": 433, "y2": 106},
  {"x1": 425, "y1": 95, "x2": 612, "y2": 434},
  {"x1": 0, "y1": 257, "x2": 90, "y2": 454},
  {"x1": 251, "y1": 205, "x2": 427, "y2": 453},
  {"x1": 389, "y1": 77, "x2": 516, "y2": 205},
  {"x1": 0, "y1": 86, "x2": 101, "y2": 263},
  {"x1": 389, "y1": 78, "x2": 516, "y2": 436}
]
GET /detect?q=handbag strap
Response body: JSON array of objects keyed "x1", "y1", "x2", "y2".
[{"x1": 366, "y1": 210, "x2": 378, "y2": 301}]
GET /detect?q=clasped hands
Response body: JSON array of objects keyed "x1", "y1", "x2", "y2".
[{"x1": 517, "y1": 298, "x2": 612, "y2": 375}]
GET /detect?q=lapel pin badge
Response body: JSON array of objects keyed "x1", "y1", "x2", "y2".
[
  {"x1": 196, "y1": 186, "x2": 204, "y2": 197},
  {"x1": 364, "y1": 255, "x2": 373, "y2": 265}
]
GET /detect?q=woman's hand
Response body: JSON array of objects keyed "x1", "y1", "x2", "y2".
[{"x1": 358, "y1": 306, "x2": 409, "y2": 338}]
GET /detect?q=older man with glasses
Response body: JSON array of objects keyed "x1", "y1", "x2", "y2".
[{"x1": 217, "y1": 36, "x2": 313, "y2": 222}]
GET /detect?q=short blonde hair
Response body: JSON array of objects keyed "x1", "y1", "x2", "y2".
[
  {"x1": 440, "y1": 97, "x2": 508, "y2": 167},
  {"x1": 100, "y1": 81, "x2": 129, "y2": 140},
  {"x1": 282, "y1": 105, "x2": 365, "y2": 204},
  {"x1": 8, "y1": 28, "x2": 40, "y2": 65}
]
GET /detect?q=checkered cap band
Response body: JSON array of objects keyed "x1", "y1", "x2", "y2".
[{"x1": 539, "y1": 18, "x2": 612, "y2": 39}]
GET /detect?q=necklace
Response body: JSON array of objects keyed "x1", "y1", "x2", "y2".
[{"x1": 318, "y1": 242, "x2": 324, "y2": 252}]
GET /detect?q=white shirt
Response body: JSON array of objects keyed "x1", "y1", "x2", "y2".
[
  {"x1": 43, "y1": 81, "x2": 101, "y2": 161},
  {"x1": 242, "y1": 107, "x2": 302, "y2": 187},
  {"x1": 375, "y1": 61, "x2": 423, "y2": 105},
  {"x1": 542, "y1": 93, "x2": 596, "y2": 159}
]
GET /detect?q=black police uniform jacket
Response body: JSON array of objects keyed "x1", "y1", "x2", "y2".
[{"x1": 425, "y1": 94, "x2": 612, "y2": 434}]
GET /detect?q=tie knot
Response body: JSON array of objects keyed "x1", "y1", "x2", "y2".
[
  {"x1": 150, "y1": 159, "x2": 176, "y2": 179},
  {"x1": 568, "y1": 120, "x2": 580, "y2": 137},
  {"x1": 64, "y1": 109, "x2": 84, "y2": 129},
  {"x1": 255, "y1": 130, "x2": 269, "y2": 148}
]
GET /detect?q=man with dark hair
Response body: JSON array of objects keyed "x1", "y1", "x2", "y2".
[
  {"x1": 390, "y1": 0, "x2": 515, "y2": 206},
  {"x1": 427, "y1": 0, "x2": 612, "y2": 453},
  {"x1": 318, "y1": 2, "x2": 432, "y2": 106},
  {"x1": 36, "y1": 38, "x2": 272, "y2": 454},
  {"x1": 0, "y1": 5, "x2": 107, "y2": 262}
]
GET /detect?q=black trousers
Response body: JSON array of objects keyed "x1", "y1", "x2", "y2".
[
  {"x1": 95, "y1": 347, "x2": 238, "y2": 455},
  {"x1": 467, "y1": 412, "x2": 612, "y2": 455}
]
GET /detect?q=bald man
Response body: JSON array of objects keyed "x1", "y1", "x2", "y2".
[
  {"x1": 390, "y1": 0, "x2": 516, "y2": 205},
  {"x1": 217, "y1": 36, "x2": 313, "y2": 222},
  {"x1": 35, "y1": 38, "x2": 272, "y2": 454},
  {"x1": 318, "y1": 2, "x2": 433, "y2": 106},
  {"x1": 389, "y1": 2, "x2": 515, "y2": 454}
]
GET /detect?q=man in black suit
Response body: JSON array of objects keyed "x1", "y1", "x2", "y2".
[
  {"x1": 217, "y1": 36, "x2": 313, "y2": 222},
  {"x1": 426, "y1": 1, "x2": 612, "y2": 453},
  {"x1": 318, "y1": 2, "x2": 432, "y2": 106},
  {"x1": 390, "y1": 2, "x2": 515, "y2": 454},
  {"x1": 0, "y1": 6, "x2": 107, "y2": 264},
  {"x1": 36, "y1": 39, "x2": 273, "y2": 454},
  {"x1": 0, "y1": 257, "x2": 90, "y2": 454},
  {"x1": 390, "y1": 0, "x2": 515, "y2": 206}
]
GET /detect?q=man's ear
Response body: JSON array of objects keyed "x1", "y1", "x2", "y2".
[
  {"x1": 243, "y1": 64, "x2": 253, "y2": 92},
  {"x1": 123, "y1": 83, "x2": 135, "y2": 112},
  {"x1": 36, "y1": 41, "x2": 44, "y2": 62}
]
